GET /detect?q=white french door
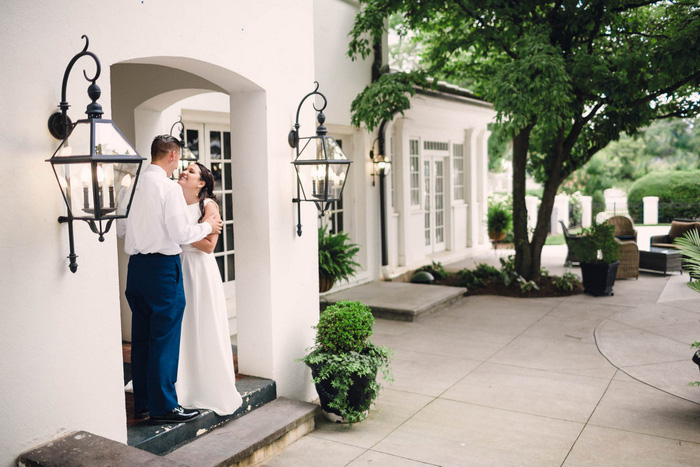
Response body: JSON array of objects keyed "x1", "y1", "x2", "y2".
[
  {"x1": 423, "y1": 154, "x2": 446, "y2": 254},
  {"x1": 183, "y1": 122, "x2": 236, "y2": 298}
]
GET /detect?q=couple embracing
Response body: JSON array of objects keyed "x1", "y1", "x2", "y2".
[{"x1": 117, "y1": 135, "x2": 241, "y2": 424}]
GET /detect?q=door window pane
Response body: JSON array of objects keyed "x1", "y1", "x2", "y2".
[{"x1": 210, "y1": 131, "x2": 222, "y2": 159}]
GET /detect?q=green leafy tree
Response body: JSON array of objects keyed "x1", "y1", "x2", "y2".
[{"x1": 348, "y1": 0, "x2": 700, "y2": 280}]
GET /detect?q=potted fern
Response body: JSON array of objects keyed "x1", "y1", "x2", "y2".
[
  {"x1": 318, "y1": 225, "x2": 360, "y2": 293},
  {"x1": 571, "y1": 222, "x2": 621, "y2": 296},
  {"x1": 487, "y1": 202, "x2": 511, "y2": 241},
  {"x1": 300, "y1": 300, "x2": 392, "y2": 424}
]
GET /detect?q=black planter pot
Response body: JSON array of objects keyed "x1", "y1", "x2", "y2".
[
  {"x1": 580, "y1": 261, "x2": 619, "y2": 296},
  {"x1": 308, "y1": 362, "x2": 377, "y2": 423}
]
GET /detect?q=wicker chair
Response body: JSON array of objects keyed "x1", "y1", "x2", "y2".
[
  {"x1": 615, "y1": 239, "x2": 639, "y2": 279},
  {"x1": 605, "y1": 215, "x2": 638, "y2": 242},
  {"x1": 559, "y1": 221, "x2": 583, "y2": 267}
]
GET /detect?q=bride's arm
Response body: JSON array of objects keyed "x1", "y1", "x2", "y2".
[{"x1": 191, "y1": 202, "x2": 221, "y2": 254}]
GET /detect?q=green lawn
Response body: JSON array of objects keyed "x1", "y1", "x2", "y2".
[{"x1": 545, "y1": 227, "x2": 583, "y2": 246}]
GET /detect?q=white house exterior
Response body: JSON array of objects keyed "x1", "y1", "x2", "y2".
[{"x1": 0, "y1": 0, "x2": 493, "y2": 464}]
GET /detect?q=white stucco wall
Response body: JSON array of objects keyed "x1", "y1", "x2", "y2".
[
  {"x1": 0, "y1": 1, "x2": 319, "y2": 465},
  {"x1": 313, "y1": 0, "x2": 381, "y2": 285}
]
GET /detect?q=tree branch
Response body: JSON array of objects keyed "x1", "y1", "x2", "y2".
[{"x1": 628, "y1": 69, "x2": 700, "y2": 108}]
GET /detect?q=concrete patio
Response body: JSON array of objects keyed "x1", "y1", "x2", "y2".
[{"x1": 264, "y1": 227, "x2": 700, "y2": 466}]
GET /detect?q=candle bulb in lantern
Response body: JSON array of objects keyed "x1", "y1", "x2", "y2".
[
  {"x1": 117, "y1": 174, "x2": 132, "y2": 212},
  {"x1": 104, "y1": 166, "x2": 115, "y2": 208},
  {"x1": 96, "y1": 166, "x2": 105, "y2": 208},
  {"x1": 80, "y1": 167, "x2": 90, "y2": 210}
]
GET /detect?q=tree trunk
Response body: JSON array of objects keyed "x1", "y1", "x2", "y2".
[
  {"x1": 513, "y1": 124, "x2": 567, "y2": 281},
  {"x1": 512, "y1": 125, "x2": 534, "y2": 278}
]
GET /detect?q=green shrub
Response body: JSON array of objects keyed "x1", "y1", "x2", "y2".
[
  {"x1": 457, "y1": 263, "x2": 499, "y2": 289},
  {"x1": 315, "y1": 301, "x2": 374, "y2": 354},
  {"x1": 628, "y1": 170, "x2": 700, "y2": 223},
  {"x1": 415, "y1": 261, "x2": 448, "y2": 280},
  {"x1": 552, "y1": 272, "x2": 582, "y2": 292},
  {"x1": 571, "y1": 223, "x2": 621, "y2": 264},
  {"x1": 487, "y1": 202, "x2": 512, "y2": 234},
  {"x1": 319, "y1": 226, "x2": 360, "y2": 283}
]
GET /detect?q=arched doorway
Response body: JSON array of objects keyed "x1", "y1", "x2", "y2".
[{"x1": 110, "y1": 59, "x2": 268, "y2": 384}]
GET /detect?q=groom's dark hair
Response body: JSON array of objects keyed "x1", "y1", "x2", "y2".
[{"x1": 151, "y1": 135, "x2": 181, "y2": 161}]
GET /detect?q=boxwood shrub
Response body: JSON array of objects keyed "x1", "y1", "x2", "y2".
[{"x1": 627, "y1": 170, "x2": 700, "y2": 223}]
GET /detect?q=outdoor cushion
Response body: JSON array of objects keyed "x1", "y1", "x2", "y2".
[
  {"x1": 615, "y1": 234, "x2": 636, "y2": 241},
  {"x1": 650, "y1": 242, "x2": 677, "y2": 250},
  {"x1": 668, "y1": 221, "x2": 700, "y2": 241}
]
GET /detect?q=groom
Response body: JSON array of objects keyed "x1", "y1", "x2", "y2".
[{"x1": 118, "y1": 135, "x2": 223, "y2": 424}]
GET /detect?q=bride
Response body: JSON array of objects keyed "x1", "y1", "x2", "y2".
[{"x1": 175, "y1": 162, "x2": 242, "y2": 415}]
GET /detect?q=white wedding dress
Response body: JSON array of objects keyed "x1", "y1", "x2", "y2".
[{"x1": 175, "y1": 199, "x2": 242, "y2": 415}]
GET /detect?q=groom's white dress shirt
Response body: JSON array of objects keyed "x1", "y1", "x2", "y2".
[{"x1": 117, "y1": 164, "x2": 212, "y2": 255}]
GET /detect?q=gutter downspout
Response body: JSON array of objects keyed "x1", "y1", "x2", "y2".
[{"x1": 377, "y1": 119, "x2": 389, "y2": 269}]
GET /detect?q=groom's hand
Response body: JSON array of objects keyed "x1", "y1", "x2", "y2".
[{"x1": 204, "y1": 215, "x2": 223, "y2": 234}]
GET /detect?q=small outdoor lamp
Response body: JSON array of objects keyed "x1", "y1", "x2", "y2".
[
  {"x1": 369, "y1": 137, "x2": 391, "y2": 187},
  {"x1": 170, "y1": 116, "x2": 198, "y2": 177},
  {"x1": 289, "y1": 82, "x2": 351, "y2": 236},
  {"x1": 47, "y1": 35, "x2": 145, "y2": 273}
]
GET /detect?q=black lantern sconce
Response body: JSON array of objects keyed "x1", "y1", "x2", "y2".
[
  {"x1": 47, "y1": 35, "x2": 145, "y2": 273},
  {"x1": 170, "y1": 116, "x2": 198, "y2": 178},
  {"x1": 369, "y1": 137, "x2": 391, "y2": 187},
  {"x1": 289, "y1": 82, "x2": 352, "y2": 236}
]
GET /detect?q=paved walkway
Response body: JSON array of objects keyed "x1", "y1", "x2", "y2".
[{"x1": 264, "y1": 233, "x2": 700, "y2": 466}]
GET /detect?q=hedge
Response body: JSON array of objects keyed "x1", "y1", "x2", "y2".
[{"x1": 627, "y1": 170, "x2": 700, "y2": 223}]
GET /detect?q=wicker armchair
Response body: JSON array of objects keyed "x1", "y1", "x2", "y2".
[
  {"x1": 605, "y1": 215, "x2": 638, "y2": 242},
  {"x1": 559, "y1": 221, "x2": 583, "y2": 267},
  {"x1": 615, "y1": 239, "x2": 639, "y2": 279}
]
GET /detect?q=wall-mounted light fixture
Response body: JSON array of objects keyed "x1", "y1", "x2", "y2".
[
  {"x1": 170, "y1": 116, "x2": 198, "y2": 178},
  {"x1": 289, "y1": 82, "x2": 351, "y2": 236},
  {"x1": 369, "y1": 137, "x2": 391, "y2": 187},
  {"x1": 47, "y1": 35, "x2": 145, "y2": 273}
]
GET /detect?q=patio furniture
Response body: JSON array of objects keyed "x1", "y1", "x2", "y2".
[
  {"x1": 650, "y1": 219, "x2": 700, "y2": 250},
  {"x1": 639, "y1": 247, "x2": 682, "y2": 276},
  {"x1": 615, "y1": 239, "x2": 640, "y2": 279},
  {"x1": 605, "y1": 215, "x2": 638, "y2": 242},
  {"x1": 559, "y1": 221, "x2": 583, "y2": 266}
]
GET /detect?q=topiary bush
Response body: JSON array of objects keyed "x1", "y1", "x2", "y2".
[
  {"x1": 315, "y1": 301, "x2": 374, "y2": 354},
  {"x1": 628, "y1": 170, "x2": 700, "y2": 223}
]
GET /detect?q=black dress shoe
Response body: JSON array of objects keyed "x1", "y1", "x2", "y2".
[
  {"x1": 133, "y1": 409, "x2": 150, "y2": 420},
  {"x1": 149, "y1": 406, "x2": 200, "y2": 424}
]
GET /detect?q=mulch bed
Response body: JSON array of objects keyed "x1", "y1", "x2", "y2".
[{"x1": 433, "y1": 273, "x2": 584, "y2": 298}]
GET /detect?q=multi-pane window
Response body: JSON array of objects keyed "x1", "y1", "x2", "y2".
[
  {"x1": 191, "y1": 129, "x2": 235, "y2": 283},
  {"x1": 435, "y1": 160, "x2": 445, "y2": 244},
  {"x1": 453, "y1": 143, "x2": 465, "y2": 201},
  {"x1": 319, "y1": 139, "x2": 345, "y2": 234},
  {"x1": 424, "y1": 141, "x2": 449, "y2": 151},
  {"x1": 409, "y1": 139, "x2": 420, "y2": 206},
  {"x1": 424, "y1": 160, "x2": 431, "y2": 246}
]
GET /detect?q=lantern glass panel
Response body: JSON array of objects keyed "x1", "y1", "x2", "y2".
[
  {"x1": 51, "y1": 160, "x2": 140, "y2": 220},
  {"x1": 94, "y1": 120, "x2": 138, "y2": 156}
]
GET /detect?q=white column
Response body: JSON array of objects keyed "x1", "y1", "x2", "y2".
[
  {"x1": 525, "y1": 195, "x2": 539, "y2": 233},
  {"x1": 552, "y1": 194, "x2": 569, "y2": 234},
  {"x1": 643, "y1": 196, "x2": 659, "y2": 225},
  {"x1": 581, "y1": 195, "x2": 592, "y2": 228},
  {"x1": 464, "y1": 128, "x2": 477, "y2": 247}
]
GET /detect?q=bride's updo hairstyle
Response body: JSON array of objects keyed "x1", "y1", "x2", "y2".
[{"x1": 195, "y1": 162, "x2": 218, "y2": 222}]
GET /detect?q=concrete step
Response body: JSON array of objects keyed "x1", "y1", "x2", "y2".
[
  {"x1": 164, "y1": 397, "x2": 319, "y2": 466},
  {"x1": 18, "y1": 398, "x2": 318, "y2": 467},
  {"x1": 322, "y1": 281, "x2": 466, "y2": 322},
  {"x1": 128, "y1": 376, "x2": 276, "y2": 455}
]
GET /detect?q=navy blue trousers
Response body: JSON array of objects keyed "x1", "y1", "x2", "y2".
[{"x1": 125, "y1": 253, "x2": 186, "y2": 416}]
